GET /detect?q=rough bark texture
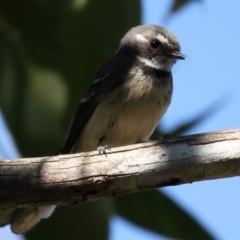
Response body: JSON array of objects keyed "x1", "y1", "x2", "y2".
[{"x1": 0, "y1": 128, "x2": 240, "y2": 208}]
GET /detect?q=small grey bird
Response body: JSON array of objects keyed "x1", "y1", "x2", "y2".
[
  {"x1": 62, "y1": 24, "x2": 184, "y2": 154},
  {"x1": 1, "y1": 24, "x2": 184, "y2": 233}
]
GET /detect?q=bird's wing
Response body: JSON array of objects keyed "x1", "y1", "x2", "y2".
[
  {"x1": 59, "y1": 56, "x2": 133, "y2": 154},
  {"x1": 59, "y1": 65, "x2": 110, "y2": 154}
]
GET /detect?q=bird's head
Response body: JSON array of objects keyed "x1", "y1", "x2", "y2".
[{"x1": 119, "y1": 24, "x2": 184, "y2": 71}]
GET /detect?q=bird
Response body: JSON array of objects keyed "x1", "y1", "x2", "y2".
[
  {"x1": 61, "y1": 24, "x2": 184, "y2": 154},
  {"x1": 1, "y1": 24, "x2": 184, "y2": 233}
]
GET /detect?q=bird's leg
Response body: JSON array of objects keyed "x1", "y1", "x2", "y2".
[
  {"x1": 97, "y1": 137, "x2": 111, "y2": 155},
  {"x1": 97, "y1": 144, "x2": 111, "y2": 154}
]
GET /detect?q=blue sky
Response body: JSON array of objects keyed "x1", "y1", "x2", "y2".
[{"x1": 1, "y1": 0, "x2": 240, "y2": 239}]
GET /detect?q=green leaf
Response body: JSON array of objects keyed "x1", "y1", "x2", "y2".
[
  {"x1": 114, "y1": 190, "x2": 214, "y2": 240},
  {"x1": 0, "y1": 39, "x2": 67, "y2": 156},
  {"x1": 150, "y1": 98, "x2": 227, "y2": 140},
  {"x1": 0, "y1": 0, "x2": 140, "y2": 157},
  {"x1": 170, "y1": 0, "x2": 202, "y2": 13},
  {"x1": 26, "y1": 200, "x2": 110, "y2": 240}
]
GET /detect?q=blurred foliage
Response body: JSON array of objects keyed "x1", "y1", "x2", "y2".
[
  {"x1": 169, "y1": 0, "x2": 202, "y2": 13},
  {"x1": 115, "y1": 191, "x2": 213, "y2": 240},
  {"x1": 0, "y1": 0, "x2": 214, "y2": 239},
  {"x1": 151, "y1": 97, "x2": 226, "y2": 140}
]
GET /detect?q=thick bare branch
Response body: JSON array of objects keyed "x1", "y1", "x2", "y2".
[{"x1": 0, "y1": 128, "x2": 240, "y2": 208}]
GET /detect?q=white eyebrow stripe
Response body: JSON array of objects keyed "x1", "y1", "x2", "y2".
[
  {"x1": 136, "y1": 56, "x2": 161, "y2": 70},
  {"x1": 136, "y1": 34, "x2": 148, "y2": 42},
  {"x1": 156, "y1": 34, "x2": 168, "y2": 44}
]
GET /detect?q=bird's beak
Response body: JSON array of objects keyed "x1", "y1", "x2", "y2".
[{"x1": 166, "y1": 51, "x2": 185, "y2": 60}]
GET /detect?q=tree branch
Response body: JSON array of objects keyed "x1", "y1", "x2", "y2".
[{"x1": 0, "y1": 128, "x2": 240, "y2": 208}]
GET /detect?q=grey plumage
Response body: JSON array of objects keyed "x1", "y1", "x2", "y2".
[
  {"x1": 1, "y1": 24, "x2": 184, "y2": 233},
  {"x1": 65, "y1": 24, "x2": 183, "y2": 153}
]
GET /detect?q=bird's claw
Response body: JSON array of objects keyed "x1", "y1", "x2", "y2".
[{"x1": 97, "y1": 145, "x2": 111, "y2": 155}]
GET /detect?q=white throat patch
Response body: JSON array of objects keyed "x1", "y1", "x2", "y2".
[
  {"x1": 137, "y1": 56, "x2": 162, "y2": 70},
  {"x1": 137, "y1": 56, "x2": 173, "y2": 71}
]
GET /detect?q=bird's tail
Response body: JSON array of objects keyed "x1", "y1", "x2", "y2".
[{"x1": 0, "y1": 205, "x2": 56, "y2": 233}]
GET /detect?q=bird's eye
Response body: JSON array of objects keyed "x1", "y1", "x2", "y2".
[{"x1": 150, "y1": 40, "x2": 161, "y2": 49}]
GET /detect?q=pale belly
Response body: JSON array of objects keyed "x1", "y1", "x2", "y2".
[
  {"x1": 72, "y1": 96, "x2": 170, "y2": 153},
  {"x1": 72, "y1": 68, "x2": 173, "y2": 153}
]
